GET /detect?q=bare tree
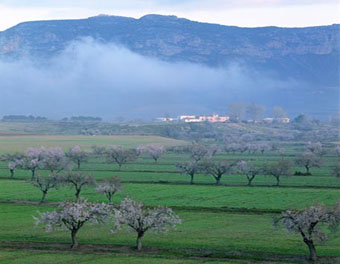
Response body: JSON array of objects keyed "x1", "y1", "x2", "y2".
[
  {"x1": 34, "y1": 200, "x2": 109, "y2": 248},
  {"x1": 201, "y1": 160, "x2": 234, "y2": 185},
  {"x1": 113, "y1": 198, "x2": 181, "y2": 250},
  {"x1": 96, "y1": 176, "x2": 123, "y2": 204},
  {"x1": 274, "y1": 203, "x2": 339, "y2": 261},
  {"x1": 106, "y1": 146, "x2": 137, "y2": 170},
  {"x1": 144, "y1": 144, "x2": 165, "y2": 163},
  {"x1": 237, "y1": 160, "x2": 262, "y2": 186},
  {"x1": 265, "y1": 159, "x2": 292, "y2": 186},
  {"x1": 30, "y1": 173, "x2": 62, "y2": 203},
  {"x1": 66, "y1": 146, "x2": 89, "y2": 169},
  {"x1": 176, "y1": 161, "x2": 201, "y2": 185},
  {"x1": 64, "y1": 173, "x2": 95, "y2": 202},
  {"x1": 295, "y1": 152, "x2": 321, "y2": 174},
  {"x1": 189, "y1": 144, "x2": 210, "y2": 162}
]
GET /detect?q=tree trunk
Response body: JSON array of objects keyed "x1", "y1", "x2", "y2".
[
  {"x1": 247, "y1": 175, "x2": 255, "y2": 186},
  {"x1": 190, "y1": 174, "x2": 194, "y2": 185},
  {"x1": 136, "y1": 232, "x2": 144, "y2": 251},
  {"x1": 304, "y1": 239, "x2": 317, "y2": 261},
  {"x1": 40, "y1": 190, "x2": 47, "y2": 203},
  {"x1": 31, "y1": 169, "x2": 35, "y2": 180},
  {"x1": 71, "y1": 229, "x2": 79, "y2": 249},
  {"x1": 10, "y1": 169, "x2": 14, "y2": 178},
  {"x1": 108, "y1": 193, "x2": 113, "y2": 204},
  {"x1": 305, "y1": 165, "x2": 310, "y2": 174},
  {"x1": 77, "y1": 160, "x2": 81, "y2": 170},
  {"x1": 215, "y1": 176, "x2": 221, "y2": 185},
  {"x1": 275, "y1": 176, "x2": 280, "y2": 186},
  {"x1": 75, "y1": 189, "x2": 81, "y2": 202}
]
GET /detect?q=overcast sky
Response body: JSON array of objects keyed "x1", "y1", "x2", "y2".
[{"x1": 0, "y1": 0, "x2": 339, "y2": 31}]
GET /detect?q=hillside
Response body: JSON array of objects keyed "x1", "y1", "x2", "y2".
[
  {"x1": 1, "y1": 15, "x2": 339, "y2": 85},
  {"x1": 0, "y1": 15, "x2": 339, "y2": 118}
]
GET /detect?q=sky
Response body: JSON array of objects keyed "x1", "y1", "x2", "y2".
[{"x1": 0, "y1": 0, "x2": 339, "y2": 31}]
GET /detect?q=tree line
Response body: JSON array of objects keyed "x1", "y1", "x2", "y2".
[{"x1": 1, "y1": 142, "x2": 340, "y2": 188}]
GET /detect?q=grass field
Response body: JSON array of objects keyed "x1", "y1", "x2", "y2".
[
  {"x1": 0, "y1": 135, "x2": 187, "y2": 154},
  {"x1": 0, "y1": 180, "x2": 339, "y2": 211},
  {"x1": 0, "y1": 134, "x2": 340, "y2": 263},
  {"x1": 1, "y1": 204, "x2": 339, "y2": 259},
  {"x1": 0, "y1": 250, "x2": 252, "y2": 264}
]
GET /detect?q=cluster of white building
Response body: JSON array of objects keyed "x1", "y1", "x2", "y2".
[
  {"x1": 156, "y1": 114, "x2": 230, "y2": 123},
  {"x1": 179, "y1": 114, "x2": 230, "y2": 123},
  {"x1": 156, "y1": 114, "x2": 290, "y2": 123}
]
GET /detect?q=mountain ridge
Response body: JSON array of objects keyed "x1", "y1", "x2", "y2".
[
  {"x1": 1, "y1": 14, "x2": 339, "y2": 58},
  {"x1": 0, "y1": 14, "x2": 339, "y2": 118}
]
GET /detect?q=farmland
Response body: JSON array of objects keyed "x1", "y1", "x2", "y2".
[{"x1": 0, "y1": 125, "x2": 339, "y2": 263}]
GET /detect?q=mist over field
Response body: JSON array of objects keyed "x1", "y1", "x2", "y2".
[{"x1": 1, "y1": 38, "x2": 329, "y2": 120}]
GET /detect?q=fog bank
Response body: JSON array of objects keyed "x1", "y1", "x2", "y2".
[{"x1": 0, "y1": 38, "x2": 333, "y2": 120}]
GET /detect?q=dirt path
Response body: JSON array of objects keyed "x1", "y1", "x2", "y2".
[{"x1": 1, "y1": 241, "x2": 338, "y2": 264}]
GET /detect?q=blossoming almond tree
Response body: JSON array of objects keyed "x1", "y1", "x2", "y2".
[
  {"x1": 39, "y1": 147, "x2": 72, "y2": 173},
  {"x1": 30, "y1": 173, "x2": 62, "y2": 203},
  {"x1": 1, "y1": 153, "x2": 25, "y2": 178},
  {"x1": 66, "y1": 146, "x2": 89, "y2": 169},
  {"x1": 237, "y1": 160, "x2": 263, "y2": 186},
  {"x1": 63, "y1": 173, "x2": 95, "y2": 202},
  {"x1": 34, "y1": 200, "x2": 110, "y2": 249},
  {"x1": 95, "y1": 176, "x2": 123, "y2": 204},
  {"x1": 145, "y1": 144, "x2": 165, "y2": 163},
  {"x1": 106, "y1": 146, "x2": 137, "y2": 170},
  {"x1": 201, "y1": 160, "x2": 234, "y2": 185},
  {"x1": 274, "y1": 202, "x2": 340, "y2": 261},
  {"x1": 265, "y1": 159, "x2": 292, "y2": 186},
  {"x1": 176, "y1": 161, "x2": 201, "y2": 185},
  {"x1": 112, "y1": 198, "x2": 181, "y2": 250},
  {"x1": 24, "y1": 147, "x2": 45, "y2": 180}
]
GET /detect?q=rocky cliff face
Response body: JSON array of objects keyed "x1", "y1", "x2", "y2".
[
  {"x1": 1, "y1": 14, "x2": 339, "y2": 86},
  {"x1": 1, "y1": 15, "x2": 339, "y2": 57}
]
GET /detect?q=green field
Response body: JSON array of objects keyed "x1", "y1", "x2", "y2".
[
  {"x1": 0, "y1": 134, "x2": 339, "y2": 263},
  {"x1": 0, "y1": 135, "x2": 186, "y2": 154}
]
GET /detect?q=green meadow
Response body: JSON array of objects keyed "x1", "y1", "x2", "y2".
[{"x1": 0, "y1": 134, "x2": 339, "y2": 263}]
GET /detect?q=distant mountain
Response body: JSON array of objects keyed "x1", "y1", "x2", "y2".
[
  {"x1": 1, "y1": 15, "x2": 339, "y2": 84},
  {"x1": 0, "y1": 15, "x2": 339, "y2": 118}
]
